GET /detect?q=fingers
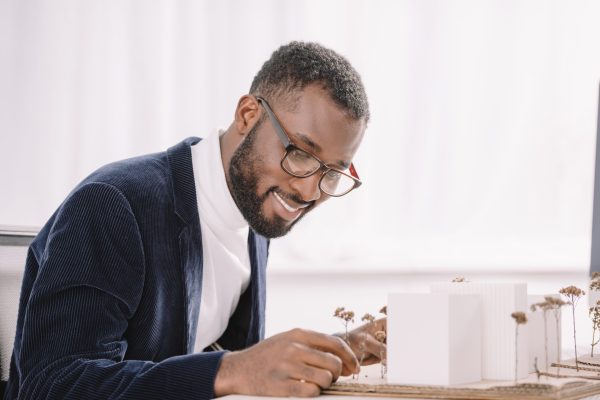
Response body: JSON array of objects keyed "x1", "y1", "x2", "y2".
[
  {"x1": 359, "y1": 353, "x2": 379, "y2": 365},
  {"x1": 287, "y1": 379, "x2": 321, "y2": 397},
  {"x1": 344, "y1": 318, "x2": 388, "y2": 363},
  {"x1": 358, "y1": 317, "x2": 387, "y2": 337},
  {"x1": 215, "y1": 330, "x2": 358, "y2": 398},
  {"x1": 295, "y1": 343, "x2": 342, "y2": 381},
  {"x1": 374, "y1": 317, "x2": 387, "y2": 337},
  {"x1": 358, "y1": 335, "x2": 387, "y2": 365},
  {"x1": 290, "y1": 328, "x2": 360, "y2": 375},
  {"x1": 290, "y1": 363, "x2": 334, "y2": 389}
]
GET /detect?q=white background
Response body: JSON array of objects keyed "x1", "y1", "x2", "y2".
[{"x1": 1, "y1": 0, "x2": 600, "y2": 274}]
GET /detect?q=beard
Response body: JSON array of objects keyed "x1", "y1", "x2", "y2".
[{"x1": 227, "y1": 121, "x2": 309, "y2": 238}]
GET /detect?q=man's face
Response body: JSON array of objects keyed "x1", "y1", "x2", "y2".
[{"x1": 228, "y1": 85, "x2": 365, "y2": 239}]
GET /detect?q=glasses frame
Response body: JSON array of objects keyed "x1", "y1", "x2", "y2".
[{"x1": 256, "y1": 96, "x2": 362, "y2": 197}]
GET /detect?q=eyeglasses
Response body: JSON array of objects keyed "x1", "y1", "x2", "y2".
[{"x1": 256, "y1": 96, "x2": 362, "y2": 197}]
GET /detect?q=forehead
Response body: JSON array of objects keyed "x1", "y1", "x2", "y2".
[{"x1": 274, "y1": 86, "x2": 365, "y2": 168}]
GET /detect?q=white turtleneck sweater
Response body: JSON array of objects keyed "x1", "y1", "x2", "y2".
[{"x1": 190, "y1": 130, "x2": 251, "y2": 352}]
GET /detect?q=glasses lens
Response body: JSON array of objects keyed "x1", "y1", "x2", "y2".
[
  {"x1": 282, "y1": 148, "x2": 321, "y2": 177},
  {"x1": 321, "y1": 169, "x2": 356, "y2": 196}
]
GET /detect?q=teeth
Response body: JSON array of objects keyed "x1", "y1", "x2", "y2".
[{"x1": 274, "y1": 192, "x2": 299, "y2": 213}]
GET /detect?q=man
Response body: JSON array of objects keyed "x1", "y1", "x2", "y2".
[{"x1": 5, "y1": 41, "x2": 385, "y2": 399}]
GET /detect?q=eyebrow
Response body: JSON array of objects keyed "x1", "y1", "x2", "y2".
[
  {"x1": 295, "y1": 132, "x2": 321, "y2": 152},
  {"x1": 294, "y1": 131, "x2": 350, "y2": 169}
]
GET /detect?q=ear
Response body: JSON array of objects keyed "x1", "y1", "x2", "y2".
[{"x1": 234, "y1": 95, "x2": 261, "y2": 136}]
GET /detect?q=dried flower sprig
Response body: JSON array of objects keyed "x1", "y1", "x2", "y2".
[
  {"x1": 511, "y1": 311, "x2": 527, "y2": 324},
  {"x1": 559, "y1": 286, "x2": 585, "y2": 371},
  {"x1": 334, "y1": 307, "x2": 355, "y2": 323},
  {"x1": 590, "y1": 276, "x2": 600, "y2": 357},
  {"x1": 590, "y1": 301, "x2": 600, "y2": 357},
  {"x1": 559, "y1": 285, "x2": 585, "y2": 298},
  {"x1": 531, "y1": 300, "x2": 553, "y2": 372},
  {"x1": 334, "y1": 307, "x2": 355, "y2": 343},
  {"x1": 374, "y1": 330, "x2": 387, "y2": 379},
  {"x1": 361, "y1": 313, "x2": 375, "y2": 324},
  {"x1": 511, "y1": 311, "x2": 528, "y2": 383},
  {"x1": 545, "y1": 296, "x2": 568, "y2": 307},
  {"x1": 355, "y1": 313, "x2": 376, "y2": 378},
  {"x1": 543, "y1": 296, "x2": 568, "y2": 373}
]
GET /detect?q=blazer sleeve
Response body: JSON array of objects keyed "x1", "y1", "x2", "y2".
[{"x1": 15, "y1": 182, "x2": 225, "y2": 400}]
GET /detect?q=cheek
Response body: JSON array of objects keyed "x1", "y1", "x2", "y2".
[
  {"x1": 252, "y1": 141, "x2": 288, "y2": 194},
  {"x1": 252, "y1": 155, "x2": 289, "y2": 199},
  {"x1": 251, "y1": 133, "x2": 311, "y2": 211}
]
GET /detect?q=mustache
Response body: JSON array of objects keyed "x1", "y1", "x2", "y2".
[{"x1": 267, "y1": 187, "x2": 314, "y2": 208}]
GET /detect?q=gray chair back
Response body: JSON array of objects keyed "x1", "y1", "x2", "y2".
[{"x1": 0, "y1": 226, "x2": 37, "y2": 391}]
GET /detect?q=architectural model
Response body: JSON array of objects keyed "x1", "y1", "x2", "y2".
[{"x1": 327, "y1": 279, "x2": 600, "y2": 399}]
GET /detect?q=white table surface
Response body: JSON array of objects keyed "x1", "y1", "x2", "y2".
[
  {"x1": 221, "y1": 396, "x2": 400, "y2": 400},
  {"x1": 216, "y1": 365, "x2": 600, "y2": 400},
  {"x1": 218, "y1": 365, "x2": 401, "y2": 399}
]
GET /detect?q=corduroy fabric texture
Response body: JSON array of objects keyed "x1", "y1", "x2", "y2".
[{"x1": 4, "y1": 137, "x2": 269, "y2": 400}]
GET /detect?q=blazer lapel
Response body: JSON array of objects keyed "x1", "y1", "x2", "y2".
[
  {"x1": 167, "y1": 137, "x2": 203, "y2": 353},
  {"x1": 166, "y1": 136, "x2": 269, "y2": 352}
]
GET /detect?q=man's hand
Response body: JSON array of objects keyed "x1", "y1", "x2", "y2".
[
  {"x1": 340, "y1": 317, "x2": 387, "y2": 366},
  {"x1": 213, "y1": 328, "x2": 360, "y2": 397}
]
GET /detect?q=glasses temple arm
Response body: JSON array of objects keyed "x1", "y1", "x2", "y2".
[
  {"x1": 349, "y1": 163, "x2": 360, "y2": 180},
  {"x1": 257, "y1": 96, "x2": 292, "y2": 148}
]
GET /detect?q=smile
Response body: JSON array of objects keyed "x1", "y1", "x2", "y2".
[{"x1": 273, "y1": 191, "x2": 309, "y2": 213}]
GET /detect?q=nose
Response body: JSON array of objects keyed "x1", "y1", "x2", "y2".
[{"x1": 290, "y1": 173, "x2": 322, "y2": 203}]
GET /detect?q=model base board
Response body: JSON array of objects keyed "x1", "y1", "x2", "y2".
[{"x1": 323, "y1": 359, "x2": 600, "y2": 399}]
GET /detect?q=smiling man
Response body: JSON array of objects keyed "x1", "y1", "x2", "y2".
[
  {"x1": 5, "y1": 42, "x2": 384, "y2": 400},
  {"x1": 225, "y1": 87, "x2": 365, "y2": 238}
]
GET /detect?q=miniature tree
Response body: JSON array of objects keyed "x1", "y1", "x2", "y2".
[
  {"x1": 361, "y1": 313, "x2": 375, "y2": 325},
  {"x1": 334, "y1": 307, "x2": 355, "y2": 343},
  {"x1": 590, "y1": 276, "x2": 600, "y2": 357},
  {"x1": 359, "y1": 313, "x2": 376, "y2": 366},
  {"x1": 511, "y1": 311, "x2": 528, "y2": 383},
  {"x1": 375, "y1": 306, "x2": 387, "y2": 378},
  {"x1": 374, "y1": 330, "x2": 387, "y2": 379},
  {"x1": 591, "y1": 277, "x2": 600, "y2": 296},
  {"x1": 559, "y1": 286, "x2": 585, "y2": 371},
  {"x1": 590, "y1": 301, "x2": 600, "y2": 357},
  {"x1": 544, "y1": 296, "x2": 568, "y2": 373},
  {"x1": 530, "y1": 300, "x2": 552, "y2": 371}
]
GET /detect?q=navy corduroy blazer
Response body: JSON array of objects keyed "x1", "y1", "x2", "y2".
[{"x1": 4, "y1": 137, "x2": 269, "y2": 400}]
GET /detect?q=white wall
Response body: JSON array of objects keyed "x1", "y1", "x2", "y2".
[{"x1": 1, "y1": 0, "x2": 600, "y2": 273}]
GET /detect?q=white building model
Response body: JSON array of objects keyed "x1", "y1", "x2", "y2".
[{"x1": 387, "y1": 282, "x2": 561, "y2": 386}]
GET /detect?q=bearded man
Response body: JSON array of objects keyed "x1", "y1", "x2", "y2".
[{"x1": 5, "y1": 41, "x2": 385, "y2": 400}]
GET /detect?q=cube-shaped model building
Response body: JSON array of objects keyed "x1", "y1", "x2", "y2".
[
  {"x1": 387, "y1": 293, "x2": 482, "y2": 386},
  {"x1": 430, "y1": 282, "x2": 528, "y2": 381}
]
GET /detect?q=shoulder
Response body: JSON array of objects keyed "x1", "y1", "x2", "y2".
[
  {"x1": 85, "y1": 151, "x2": 171, "y2": 196},
  {"x1": 79, "y1": 137, "x2": 201, "y2": 207}
]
